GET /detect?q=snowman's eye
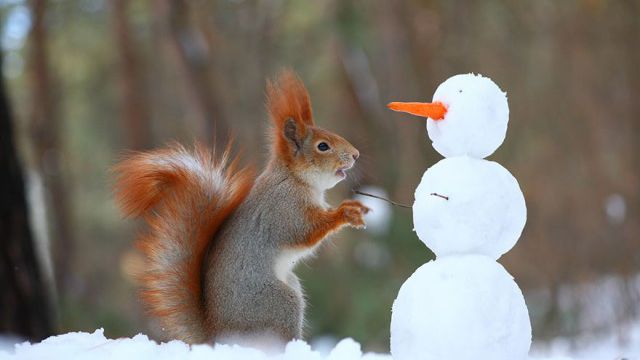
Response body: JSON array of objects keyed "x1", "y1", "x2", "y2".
[{"x1": 458, "y1": 89, "x2": 463, "y2": 93}]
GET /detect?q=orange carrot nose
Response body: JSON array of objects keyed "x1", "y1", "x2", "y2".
[{"x1": 387, "y1": 101, "x2": 448, "y2": 120}]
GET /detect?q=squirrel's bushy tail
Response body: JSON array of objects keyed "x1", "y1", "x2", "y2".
[{"x1": 112, "y1": 143, "x2": 253, "y2": 343}]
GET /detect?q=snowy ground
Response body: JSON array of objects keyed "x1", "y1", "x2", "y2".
[
  {"x1": 2, "y1": 273, "x2": 638, "y2": 360},
  {"x1": 0, "y1": 330, "x2": 390, "y2": 360},
  {"x1": 1, "y1": 325, "x2": 639, "y2": 360},
  {"x1": 530, "y1": 321, "x2": 640, "y2": 360},
  {"x1": 529, "y1": 273, "x2": 640, "y2": 360}
]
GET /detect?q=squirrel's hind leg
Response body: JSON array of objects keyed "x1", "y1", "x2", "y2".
[
  {"x1": 255, "y1": 279, "x2": 304, "y2": 341},
  {"x1": 214, "y1": 279, "x2": 303, "y2": 348}
]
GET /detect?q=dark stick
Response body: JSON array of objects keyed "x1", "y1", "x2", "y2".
[
  {"x1": 353, "y1": 190, "x2": 412, "y2": 209},
  {"x1": 430, "y1": 193, "x2": 449, "y2": 201}
]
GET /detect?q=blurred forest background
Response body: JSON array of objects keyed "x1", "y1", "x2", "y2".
[{"x1": 1, "y1": 0, "x2": 639, "y2": 353}]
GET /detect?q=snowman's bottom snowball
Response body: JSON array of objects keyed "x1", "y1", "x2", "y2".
[{"x1": 390, "y1": 255, "x2": 531, "y2": 360}]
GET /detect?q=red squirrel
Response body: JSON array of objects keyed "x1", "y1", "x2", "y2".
[{"x1": 113, "y1": 70, "x2": 370, "y2": 345}]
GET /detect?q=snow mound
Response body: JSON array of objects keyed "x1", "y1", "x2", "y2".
[
  {"x1": 413, "y1": 156, "x2": 526, "y2": 260},
  {"x1": 390, "y1": 255, "x2": 531, "y2": 360},
  {"x1": 426, "y1": 73, "x2": 508, "y2": 158},
  {"x1": 0, "y1": 329, "x2": 390, "y2": 360}
]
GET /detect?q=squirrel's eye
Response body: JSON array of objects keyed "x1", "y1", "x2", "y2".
[{"x1": 317, "y1": 142, "x2": 330, "y2": 152}]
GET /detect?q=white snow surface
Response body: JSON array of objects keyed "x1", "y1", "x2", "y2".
[
  {"x1": 413, "y1": 156, "x2": 526, "y2": 260},
  {"x1": 3, "y1": 313, "x2": 640, "y2": 360},
  {"x1": 390, "y1": 255, "x2": 531, "y2": 360},
  {"x1": 0, "y1": 329, "x2": 390, "y2": 360},
  {"x1": 426, "y1": 73, "x2": 509, "y2": 158},
  {"x1": 531, "y1": 318, "x2": 640, "y2": 360}
]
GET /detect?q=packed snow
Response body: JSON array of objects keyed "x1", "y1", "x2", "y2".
[
  {"x1": 412, "y1": 156, "x2": 526, "y2": 260},
  {"x1": 0, "y1": 329, "x2": 390, "y2": 360},
  {"x1": 426, "y1": 73, "x2": 509, "y2": 158},
  {"x1": 390, "y1": 255, "x2": 531, "y2": 360},
  {"x1": 531, "y1": 317, "x2": 640, "y2": 360},
  {"x1": 387, "y1": 73, "x2": 533, "y2": 359},
  {"x1": 3, "y1": 307, "x2": 640, "y2": 360},
  {"x1": 2, "y1": 268, "x2": 638, "y2": 360}
]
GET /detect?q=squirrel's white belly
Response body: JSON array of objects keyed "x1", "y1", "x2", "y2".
[{"x1": 274, "y1": 247, "x2": 316, "y2": 283}]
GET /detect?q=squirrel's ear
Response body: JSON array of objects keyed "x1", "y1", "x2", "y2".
[
  {"x1": 283, "y1": 118, "x2": 302, "y2": 153},
  {"x1": 266, "y1": 69, "x2": 315, "y2": 128},
  {"x1": 266, "y1": 69, "x2": 314, "y2": 159}
]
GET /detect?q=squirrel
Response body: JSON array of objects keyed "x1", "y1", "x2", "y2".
[{"x1": 112, "y1": 70, "x2": 370, "y2": 346}]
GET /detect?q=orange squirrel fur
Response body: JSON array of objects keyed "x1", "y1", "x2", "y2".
[
  {"x1": 113, "y1": 70, "x2": 369, "y2": 344},
  {"x1": 113, "y1": 143, "x2": 254, "y2": 343}
]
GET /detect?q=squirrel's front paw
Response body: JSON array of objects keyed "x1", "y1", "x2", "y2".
[{"x1": 339, "y1": 200, "x2": 370, "y2": 229}]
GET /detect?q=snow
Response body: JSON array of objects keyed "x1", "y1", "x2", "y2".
[
  {"x1": 390, "y1": 255, "x2": 531, "y2": 360},
  {"x1": 412, "y1": 156, "x2": 526, "y2": 260},
  {"x1": 0, "y1": 329, "x2": 391, "y2": 360},
  {"x1": 426, "y1": 73, "x2": 509, "y2": 158},
  {"x1": 603, "y1": 193, "x2": 626, "y2": 225},
  {"x1": 391, "y1": 74, "x2": 530, "y2": 359},
  {"x1": 531, "y1": 318, "x2": 640, "y2": 360},
  {"x1": 3, "y1": 329, "x2": 640, "y2": 360},
  {"x1": 0, "y1": 337, "x2": 22, "y2": 357},
  {"x1": 529, "y1": 272, "x2": 640, "y2": 359},
  {"x1": 4, "y1": 311, "x2": 640, "y2": 360}
]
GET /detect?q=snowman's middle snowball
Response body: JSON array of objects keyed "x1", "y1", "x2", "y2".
[{"x1": 413, "y1": 156, "x2": 526, "y2": 260}]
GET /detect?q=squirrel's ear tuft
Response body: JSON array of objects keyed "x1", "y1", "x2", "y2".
[
  {"x1": 266, "y1": 69, "x2": 314, "y2": 129},
  {"x1": 266, "y1": 69, "x2": 314, "y2": 160}
]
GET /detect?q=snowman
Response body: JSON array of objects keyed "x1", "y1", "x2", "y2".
[{"x1": 387, "y1": 74, "x2": 531, "y2": 360}]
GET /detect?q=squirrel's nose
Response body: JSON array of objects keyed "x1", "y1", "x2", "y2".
[{"x1": 352, "y1": 151, "x2": 359, "y2": 161}]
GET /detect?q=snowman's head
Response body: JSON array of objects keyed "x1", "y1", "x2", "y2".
[{"x1": 388, "y1": 73, "x2": 509, "y2": 159}]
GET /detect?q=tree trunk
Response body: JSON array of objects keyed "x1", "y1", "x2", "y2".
[
  {"x1": 28, "y1": 0, "x2": 75, "y2": 293},
  {"x1": 151, "y1": 0, "x2": 227, "y2": 146},
  {"x1": 0, "y1": 53, "x2": 53, "y2": 341},
  {"x1": 109, "y1": 0, "x2": 152, "y2": 150}
]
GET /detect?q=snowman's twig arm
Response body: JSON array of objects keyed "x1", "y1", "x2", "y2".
[
  {"x1": 430, "y1": 193, "x2": 449, "y2": 201},
  {"x1": 353, "y1": 190, "x2": 412, "y2": 209}
]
